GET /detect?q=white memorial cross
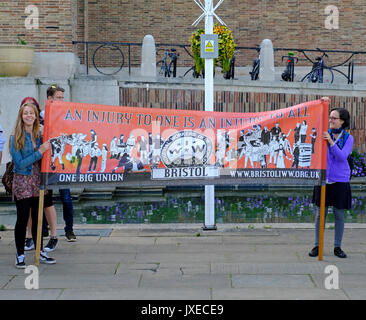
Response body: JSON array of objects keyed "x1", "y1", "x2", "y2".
[{"x1": 192, "y1": 0, "x2": 226, "y2": 230}]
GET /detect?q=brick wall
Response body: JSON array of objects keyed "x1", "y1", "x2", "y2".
[
  {"x1": 0, "y1": 0, "x2": 75, "y2": 52},
  {"x1": 81, "y1": 0, "x2": 366, "y2": 67},
  {"x1": 1, "y1": 1, "x2": 365, "y2": 66}
]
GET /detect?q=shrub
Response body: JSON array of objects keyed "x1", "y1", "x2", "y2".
[{"x1": 349, "y1": 149, "x2": 366, "y2": 178}]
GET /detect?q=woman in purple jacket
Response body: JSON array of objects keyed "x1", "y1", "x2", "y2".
[{"x1": 309, "y1": 106, "x2": 353, "y2": 259}]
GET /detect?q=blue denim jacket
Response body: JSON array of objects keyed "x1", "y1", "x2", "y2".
[{"x1": 10, "y1": 132, "x2": 43, "y2": 176}]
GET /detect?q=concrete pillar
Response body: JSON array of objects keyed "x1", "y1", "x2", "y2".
[
  {"x1": 70, "y1": 78, "x2": 119, "y2": 106},
  {"x1": 141, "y1": 35, "x2": 156, "y2": 77},
  {"x1": 28, "y1": 52, "x2": 80, "y2": 79},
  {"x1": 259, "y1": 39, "x2": 275, "y2": 81}
]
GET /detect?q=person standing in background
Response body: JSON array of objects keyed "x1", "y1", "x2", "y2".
[{"x1": 47, "y1": 85, "x2": 77, "y2": 242}]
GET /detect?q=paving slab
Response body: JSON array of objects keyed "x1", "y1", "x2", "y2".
[
  {"x1": 0, "y1": 225, "x2": 365, "y2": 300},
  {"x1": 343, "y1": 288, "x2": 366, "y2": 300},
  {"x1": 139, "y1": 274, "x2": 231, "y2": 289},
  {"x1": 0, "y1": 289, "x2": 63, "y2": 300},
  {"x1": 311, "y1": 273, "x2": 366, "y2": 290},
  {"x1": 4, "y1": 273, "x2": 141, "y2": 290},
  {"x1": 212, "y1": 288, "x2": 348, "y2": 300},
  {"x1": 211, "y1": 262, "x2": 327, "y2": 275},
  {"x1": 58, "y1": 288, "x2": 211, "y2": 300},
  {"x1": 232, "y1": 274, "x2": 315, "y2": 288}
]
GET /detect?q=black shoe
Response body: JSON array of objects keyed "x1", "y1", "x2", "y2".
[
  {"x1": 24, "y1": 238, "x2": 34, "y2": 251},
  {"x1": 15, "y1": 254, "x2": 26, "y2": 269},
  {"x1": 65, "y1": 230, "x2": 77, "y2": 242},
  {"x1": 44, "y1": 237, "x2": 58, "y2": 252},
  {"x1": 334, "y1": 247, "x2": 347, "y2": 258},
  {"x1": 40, "y1": 251, "x2": 56, "y2": 264},
  {"x1": 309, "y1": 246, "x2": 319, "y2": 257}
]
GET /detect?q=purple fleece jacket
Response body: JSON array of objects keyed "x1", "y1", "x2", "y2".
[{"x1": 326, "y1": 134, "x2": 354, "y2": 183}]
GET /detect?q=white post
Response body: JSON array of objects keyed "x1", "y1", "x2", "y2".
[
  {"x1": 193, "y1": 0, "x2": 225, "y2": 230},
  {"x1": 203, "y1": 0, "x2": 216, "y2": 230}
]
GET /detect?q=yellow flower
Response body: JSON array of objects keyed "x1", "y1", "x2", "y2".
[{"x1": 190, "y1": 24, "x2": 236, "y2": 74}]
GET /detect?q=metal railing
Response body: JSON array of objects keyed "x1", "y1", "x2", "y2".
[
  {"x1": 72, "y1": 41, "x2": 366, "y2": 83},
  {"x1": 270, "y1": 47, "x2": 366, "y2": 84}
]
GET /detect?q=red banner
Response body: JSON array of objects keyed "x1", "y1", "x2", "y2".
[{"x1": 42, "y1": 99, "x2": 328, "y2": 187}]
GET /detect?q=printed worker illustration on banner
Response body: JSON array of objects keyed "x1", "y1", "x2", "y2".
[{"x1": 41, "y1": 99, "x2": 328, "y2": 187}]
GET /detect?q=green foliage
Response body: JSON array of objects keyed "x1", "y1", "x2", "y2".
[
  {"x1": 190, "y1": 24, "x2": 236, "y2": 75},
  {"x1": 17, "y1": 37, "x2": 27, "y2": 45}
]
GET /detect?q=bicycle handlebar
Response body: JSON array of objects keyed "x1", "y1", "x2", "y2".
[
  {"x1": 316, "y1": 48, "x2": 329, "y2": 58},
  {"x1": 282, "y1": 56, "x2": 299, "y2": 63},
  {"x1": 156, "y1": 48, "x2": 177, "y2": 53}
]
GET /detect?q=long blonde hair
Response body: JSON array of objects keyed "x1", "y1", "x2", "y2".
[{"x1": 13, "y1": 103, "x2": 41, "y2": 150}]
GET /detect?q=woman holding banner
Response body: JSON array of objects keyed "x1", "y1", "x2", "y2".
[
  {"x1": 20, "y1": 97, "x2": 59, "y2": 253},
  {"x1": 10, "y1": 102, "x2": 56, "y2": 268},
  {"x1": 309, "y1": 103, "x2": 353, "y2": 259}
]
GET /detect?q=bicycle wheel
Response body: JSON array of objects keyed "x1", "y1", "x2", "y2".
[
  {"x1": 301, "y1": 68, "x2": 334, "y2": 84},
  {"x1": 156, "y1": 60, "x2": 166, "y2": 77},
  {"x1": 166, "y1": 63, "x2": 173, "y2": 77},
  {"x1": 92, "y1": 44, "x2": 124, "y2": 75},
  {"x1": 183, "y1": 66, "x2": 195, "y2": 77},
  {"x1": 289, "y1": 63, "x2": 295, "y2": 82},
  {"x1": 184, "y1": 66, "x2": 201, "y2": 78},
  {"x1": 250, "y1": 59, "x2": 259, "y2": 80},
  {"x1": 319, "y1": 67, "x2": 334, "y2": 84},
  {"x1": 301, "y1": 70, "x2": 317, "y2": 83},
  {"x1": 250, "y1": 64, "x2": 259, "y2": 80}
]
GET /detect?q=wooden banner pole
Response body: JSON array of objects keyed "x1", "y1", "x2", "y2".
[
  {"x1": 35, "y1": 188, "x2": 44, "y2": 266},
  {"x1": 35, "y1": 171, "x2": 46, "y2": 266},
  {"x1": 318, "y1": 97, "x2": 329, "y2": 261},
  {"x1": 318, "y1": 184, "x2": 326, "y2": 261}
]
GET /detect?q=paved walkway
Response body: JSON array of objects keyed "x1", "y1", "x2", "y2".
[{"x1": 0, "y1": 223, "x2": 366, "y2": 300}]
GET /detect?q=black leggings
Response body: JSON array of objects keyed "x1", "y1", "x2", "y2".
[{"x1": 14, "y1": 196, "x2": 43, "y2": 255}]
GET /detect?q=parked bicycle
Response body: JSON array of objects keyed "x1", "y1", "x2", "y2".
[
  {"x1": 156, "y1": 48, "x2": 178, "y2": 77},
  {"x1": 281, "y1": 52, "x2": 298, "y2": 82},
  {"x1": 249, "y1": 46, "x2": 260, "y2": 80},
  {"x1": 301, "y1": 48, "x2": 334, "y2": 84}
]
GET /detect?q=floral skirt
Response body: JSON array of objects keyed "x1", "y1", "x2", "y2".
[{"x1": 13, "y1": 163, "x2": 41, "y2": 200}]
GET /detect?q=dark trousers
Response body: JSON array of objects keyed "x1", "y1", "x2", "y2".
[
  {"x1": 59, "y1": 189, "x2": 74, "y2": 232},
  {"x1": 15, "y1": 196, "x2": 43, "y2": 255}
]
